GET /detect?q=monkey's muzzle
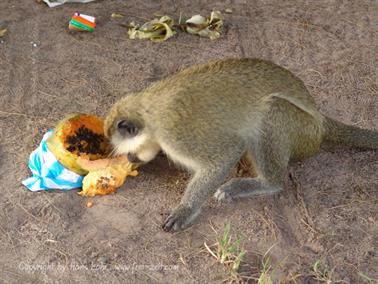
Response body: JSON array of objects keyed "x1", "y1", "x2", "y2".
[{"x1": 127, "y1": 153, "x2": 142, "y2": 164}]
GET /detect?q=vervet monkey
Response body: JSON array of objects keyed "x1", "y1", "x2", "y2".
[{"x1": 104, "y1": 58, "x2": 377, "y2": 232}]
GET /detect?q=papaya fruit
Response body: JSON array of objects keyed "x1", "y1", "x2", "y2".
[
  {"x1": 46, "y1": 113, "x2": 111, "y2": 175},
  {"x1": 76, "y1": 156, "x2": 138, "y2": 197}
]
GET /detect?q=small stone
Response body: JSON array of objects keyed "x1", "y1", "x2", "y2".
[
  {"x1": 98, "y1": 256, "x2": 108, "y2": 263},
  {"x1": 225, "y1": 8, "x2": 233, "y2": 14}
]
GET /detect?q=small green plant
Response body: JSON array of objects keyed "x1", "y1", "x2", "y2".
[
  {"x1": 311, "y1": 260, "x2": 331, "y2": 283},
  {"x1": 204, "y1": 223, "x2": 246, "y2": 278},
  {"x1": 258, "y1": 255, "x2": 273, "y2": 284},
  {"x1": 256, "y1": 243, "x2": 289, "y2": 284}
]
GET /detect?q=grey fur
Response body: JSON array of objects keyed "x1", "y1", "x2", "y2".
[{"x1": 104, "y1": 58, "x2": 377, "y2": 232}]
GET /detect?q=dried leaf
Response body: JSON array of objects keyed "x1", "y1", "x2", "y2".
[
  {"x1": 127, "y1": 15, "x2": 175, "y2": 42},
  {"x1": 153, "y1": 11, "x2": 165, "y2": 17},
  {"x1": 111, "y1": 12, "x2": 124, "y2": 19},
  {"x1": 185, "y1": 11, "x2": 223, "y2": 40},
  {"x1": 0, "y1": 28, "x2": 7, "y2": 38}
]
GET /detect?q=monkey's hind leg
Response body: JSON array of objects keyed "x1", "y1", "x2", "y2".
[
  {"x1": 215, "y1": 100, "x2": 294, "y2": 201},
  {"x1": 214, "y1": 177, "x2": 283, "y2": 201},
  {"x1": 214, "y1": 151, "x2": 287, "y2": 201},
  {"x1": 214, "y1": 142, "x2": 288, "y2": 202}
]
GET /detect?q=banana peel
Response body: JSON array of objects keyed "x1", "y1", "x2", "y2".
[
  {"x1": 0, "y1": 28, "x2": 7, "y2": 38},
  {"x1": 185, "y1": 11, "x2": 223, "y2": 40},
  {"x1": 127, "y1": 15, "x2": 175, "y2": 42},
  {"x1": 125, "y1": 11, "x2": 223, "y2": 42},
  {"x1": 77, "y1": 156, "x2": 138, "y2": 197}
]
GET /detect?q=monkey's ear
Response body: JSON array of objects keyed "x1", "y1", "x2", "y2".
[{"x1": 116, "y1": 120, "x2": 139, "y2": 137}]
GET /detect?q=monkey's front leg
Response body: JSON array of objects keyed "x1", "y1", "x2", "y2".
[
  {"x1": 162, "y1": 167, "x2": 231, "y2": 232},
  {"x1": 162, "y1": 139, "x2": 245, "y2": 232}
]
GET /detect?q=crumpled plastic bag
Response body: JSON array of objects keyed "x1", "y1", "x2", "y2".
[
  {"x1": 127, "y1": 16, "x2": 176, "y2": 42},
  {"x1": 43, "y1": 0, "x2": 96, "y2": 8},
  {"x1": 22, "y1": 130, "x2": 84, "y2": 191},
  {"x1": 185, "y1": 11, "x2": 223, "y2": 40}
]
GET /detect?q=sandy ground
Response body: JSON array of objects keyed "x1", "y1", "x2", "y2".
[{"x1": 0, "y1": 0, "x2": 377, "y2": 283}]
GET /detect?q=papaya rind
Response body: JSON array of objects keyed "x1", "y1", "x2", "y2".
[{"x1": 46, "y1": 113, "x2": 109, "y2": 176}]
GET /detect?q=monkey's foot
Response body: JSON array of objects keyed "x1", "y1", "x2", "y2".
[
  {"x1": 214, "y1": 178, "x2": 282, "y2": 202},
  {"x1": 214, "y1": 189, "x2": 234, "y2": 202},
  {"x1": 162, "y1": 205, "x2": 200, "y2": 232}
]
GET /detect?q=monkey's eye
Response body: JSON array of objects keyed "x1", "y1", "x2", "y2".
[{"x1": 117, "y1": 120, "x2": 139, "y2": 137}]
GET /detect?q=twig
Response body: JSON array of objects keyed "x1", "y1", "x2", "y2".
[{"x1": 204, "y1": 241, "x2": 218, "y2": 259}]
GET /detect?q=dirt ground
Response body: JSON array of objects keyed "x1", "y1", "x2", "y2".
[{"x1": 0, "y1": 0, "x2": 377, "y2": 283}]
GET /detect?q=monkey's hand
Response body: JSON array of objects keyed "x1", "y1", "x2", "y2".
[
  {"x1": 162, "y1": 139, "x2": 246, "y2": 232},
  {"x1": 162, "y1": 204, "x2": 200, "y2": 232}
]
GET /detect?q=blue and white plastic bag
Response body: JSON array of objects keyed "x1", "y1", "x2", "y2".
[{"x1": 22, "y1": 130, "x2": 83, "y2": 191}]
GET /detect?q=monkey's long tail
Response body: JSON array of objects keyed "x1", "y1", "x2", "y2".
[{"x1": 323, "y1": 117, "x2": 378, "y2": 149}]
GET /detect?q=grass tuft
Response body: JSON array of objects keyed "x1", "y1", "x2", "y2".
[{"x1": 204, "y1": 223, "x2": 247, "y2": 280}]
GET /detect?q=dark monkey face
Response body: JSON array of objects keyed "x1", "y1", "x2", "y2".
[
  {"x1": 115, "y1": 119, "x2": 142, "y2": 163},
  {"x1": 116, "y1": 119, "x2": 140, "y2": 138},
  {"x1": 104, "y1": 105, "x2": 161, "y2": 164}
]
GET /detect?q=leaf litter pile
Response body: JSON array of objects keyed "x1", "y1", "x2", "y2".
[{"x1": 119, "y1": 11, "x2": 224, "y2": 42}]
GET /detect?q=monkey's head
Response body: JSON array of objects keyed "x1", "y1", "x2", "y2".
[{"x1": 104, "y1": 95, "x2": 161, "y2": 164}]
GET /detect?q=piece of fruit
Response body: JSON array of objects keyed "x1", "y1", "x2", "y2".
[
  {"x1": 46, "y1": 113, "x2": 111, "y2": 175},
  {"x1": 77, "y1": 156, "x2": 138, "y2": 197}
]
